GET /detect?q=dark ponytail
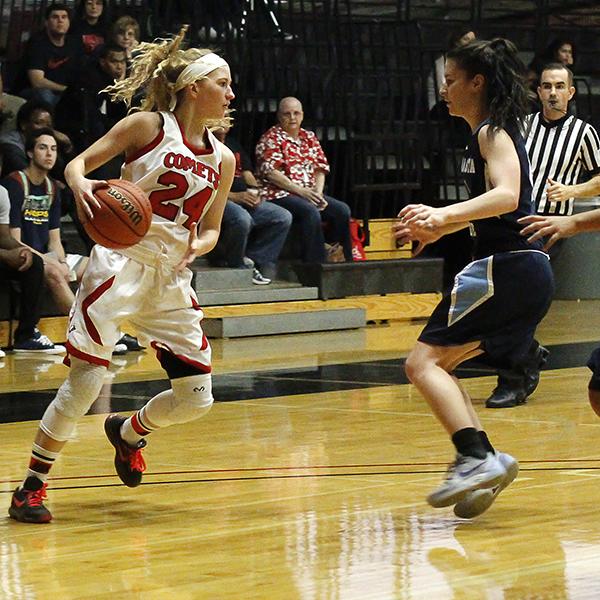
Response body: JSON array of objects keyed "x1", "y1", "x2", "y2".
[{"x1": 447, "y1": 38, "x2": 530, "y2": 135}]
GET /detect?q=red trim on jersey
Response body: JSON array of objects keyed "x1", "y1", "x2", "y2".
[
  {"x1": 81, "y1": 276, "x2": 116, "y2": 344},
  {"x1": 65, "y1": 341, "x2": 110, "y2": 368},
  {"x1": 150, "y1": 341, "x2": 212, "y2": 373},
  {"x1": 125, "y1": 128, "x2": 165, "y2": 164},
  {"x1": 190, "y1": 295, "x2": 202, "y2": 311},
  {"x1": 174, "y1": 114, "x2": 214, "y2": 155}
]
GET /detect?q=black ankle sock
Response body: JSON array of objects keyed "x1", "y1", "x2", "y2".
[
  {"x1": 451, "y1": 427, "x2": 487, "y2": 459},
  {"x1": 478, "y1": 430, "x2": 495, "y2": 454}
]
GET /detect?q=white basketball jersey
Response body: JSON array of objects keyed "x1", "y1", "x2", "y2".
[{"x1": 120, "y1": 111, "x2": 223, "y2": 262}]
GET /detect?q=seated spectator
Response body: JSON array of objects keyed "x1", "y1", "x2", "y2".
[
  {"x1": 0, "y1": 99, "x2": 73, "y2": 180},
  {"x1": 108, "y1": 15, "x2": 141, "y2": 65},
  {"x1": 70, "y1": 0, "x2": 109, "y2": 55},
  {"x1": 4, "y1": 128, "x2": 87, "y2": 315},
  {"x1": 55, "y1": 44, "x2": 127, "y2": 178},
  {"x1": 20, "y1": 3, "x2": 84, "y2": 107},
  {"x1": 0, "y1": 184, "x2": 65, "y2": 354},
  {"x1": 255, "y1": 97, "x2": 352, "y2": 263},
  {"x1": 4, "y1": 127, "x2": 139, "y2": 354},
  {"x1": 211, "y1": 125, "x2": 292, "y2": 283},
  {"x1": 0, "y1": 72, "x2": 26, "y2": 134}
]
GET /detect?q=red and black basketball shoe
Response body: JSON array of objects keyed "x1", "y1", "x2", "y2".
[
  {"x1": 9, "y1": 477, "x2": 52, "y2": 523},
  {"x1": 104, "y1": 414, "x2": 147, "y2": 487}
]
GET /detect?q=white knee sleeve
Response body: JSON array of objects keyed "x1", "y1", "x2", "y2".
[
  {"x1": 39, "y1": 402, "x2": 78, "y2": 442},
  {"x1": 52, "y1": 357, "x2": 107, "y2": 420},
  {"x1": 144, "y1": 374, "x2": 213, "y2": 427}
]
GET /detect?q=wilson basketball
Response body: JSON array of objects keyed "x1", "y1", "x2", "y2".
[{"x1": 82, "y1": 179, "x2": 152, "y2": 249}]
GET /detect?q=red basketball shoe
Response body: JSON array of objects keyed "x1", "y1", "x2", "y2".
[
  {"x1": 104, "y1": 414, "x2": 147, "y2": 487},
  {"x1": 9, "y1": 477, "x2": 52, "y2": 523}
]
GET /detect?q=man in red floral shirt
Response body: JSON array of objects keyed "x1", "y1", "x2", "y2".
[{"x1": 255, "y1": 96, "x2": 352, "y2": 263}]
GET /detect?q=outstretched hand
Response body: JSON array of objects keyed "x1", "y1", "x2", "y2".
[{"x1": 518, "y1": 214, "x2": 576, "y2": 250}]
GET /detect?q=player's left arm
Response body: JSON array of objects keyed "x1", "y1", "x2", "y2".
[{"x1": 175, "y1": 146, "x2": 235, "y2": 271}]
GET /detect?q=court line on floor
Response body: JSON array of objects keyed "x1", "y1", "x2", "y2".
[{"x1": 2, "y1": 462, "x2": 599, "y2": 491}]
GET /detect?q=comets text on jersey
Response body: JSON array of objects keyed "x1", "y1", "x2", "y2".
[{"x1": 163, "y1": 152, "x2": 220, "y2": 187}]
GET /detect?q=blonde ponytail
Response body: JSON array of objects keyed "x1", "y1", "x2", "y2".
[{"x1": 103, "y1": 26, "x2": 231, "y2": 127}]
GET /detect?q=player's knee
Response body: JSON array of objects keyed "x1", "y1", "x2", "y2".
[
  {"x1": 404, "y1": 351, "x2": 423, "y2": 384},
  {"x1": 168, "y1": 373, "x2": 214, "y2": 423},
  {"x1": 39, "y1": 402, "x2": 78, "y2": 442},
  {"x1": 53, "y1": 358, "x2": 107, "y2": 419}
]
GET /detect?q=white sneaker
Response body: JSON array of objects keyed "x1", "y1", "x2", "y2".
[
  {"x1": 112, "y1": 342, "x2": 128, "y2": 355},
  {"x1": 453, "y1": 452, "x2": 519, "y2": 518},
  {"x1": 13, "y1": 330, "x2": 66, "y2": 354},
  {"x1": 427, "y1": 452, "x2": 506, "y2": 508},
  {"x1": 0, "y1": 348, "x2": 5, "y2": 358},
  {"x1": 251, "y1": 267, "x2": 271, "y2": 285}
]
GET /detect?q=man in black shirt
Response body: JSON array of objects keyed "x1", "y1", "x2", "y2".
[{"x1": 21, "y1": 3, "x2": 84, "y2": 107}]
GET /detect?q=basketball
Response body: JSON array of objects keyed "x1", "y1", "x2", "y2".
[{"x1": 82, "y1": 179, "x2": 152, "y2": 249}]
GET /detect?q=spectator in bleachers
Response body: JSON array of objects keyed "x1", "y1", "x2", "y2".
[
  {"x1": 0, "y1": 72, "x2": 26, "y2": 134},
  {"x1": 0, "y1": 184, "x2": 65, "y2": 354},
  {"x1": 528, "y1": 38, "x2": 577, "y2": 92},
  {"x1": 71, "y1": 0, "x2": 109, "y2": 55},
  {"x1": 427, "y1": 29, "x2": 476, "y2": 112},
  {"x1": 55, "y1": 44, "x2": 127, "y2": 179},
  {"x1": 212, "y1": 125, "x2": 292, "y2": 283},
  {"x1": 0, "y1": 99, "x2": 73, "y2": 180},
  {"x1": 20, "y1": 3, "x2": 84, "y2": 107},
  {"x1": 4, "y1": 128, "x2": 87, "y2": 315},
  {"x1": 255, "y1": 97, "x2": 352, "y2": 263},
  {"x1": 108, "y1": 15, "x2": 141, "y2": 65}
]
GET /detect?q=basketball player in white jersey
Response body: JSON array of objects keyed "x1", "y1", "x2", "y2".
[{"x1": 9, "y1": 27, "x2": 236, "y2": 523}]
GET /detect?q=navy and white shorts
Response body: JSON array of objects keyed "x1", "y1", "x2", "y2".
[{"x1": 419, "y1": 250, "x2": 554, "y2": 368}]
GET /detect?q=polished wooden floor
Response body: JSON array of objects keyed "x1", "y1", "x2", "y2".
[{"x1": 1, "y1": 300, "x2": 600, "y2": 599}]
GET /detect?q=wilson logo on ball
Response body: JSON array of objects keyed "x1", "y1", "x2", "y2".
[{"x1": 107, "y1": 187, "x2": 143, "y2": 226}]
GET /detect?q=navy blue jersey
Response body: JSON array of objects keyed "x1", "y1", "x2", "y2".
[
  {"x1": 4, "y1": 172, "x2": 61, "y2": 253},
  {"x1": 461, "y1": 120, "x2": 543, "y2": 258}
]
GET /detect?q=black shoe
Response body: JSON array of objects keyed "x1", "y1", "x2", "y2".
[
  {"x1": 485, "y1": 385, "x2": 527, "y2": 408},
  {"x1": 8, "y1": 477, "x2": 52, "y2": 523},
  {"x1": 524, "y1": 345, "x2": 550, "y2": 397},
  {"x1": 104, "y1": 414, "x2": 147, "y2": 487},
  {"x1": 118, "y1": 333, "x2": 145, "y2": 352}
]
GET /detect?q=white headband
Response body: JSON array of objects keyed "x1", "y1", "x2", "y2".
[{"x1": 170, "y1": 53, "x2": 229, "y2": 110}]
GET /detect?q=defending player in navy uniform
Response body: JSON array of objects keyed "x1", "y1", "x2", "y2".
[
  {"x1": 393, "y1": 38, "x2": 555, "y2": 518},
  {"x1": 520, "y1": 194, "x2": 600, "y2": 423},
  {"x1": 9, "y1": 27, "x2": 236, "y2": 523}
]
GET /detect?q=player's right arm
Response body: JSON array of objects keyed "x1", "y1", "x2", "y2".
[{"x1": 65, "y1": 112, "x2": 162, "y2": 219}]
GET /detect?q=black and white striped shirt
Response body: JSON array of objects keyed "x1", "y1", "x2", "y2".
[{"x1": 525, "y1": 112, "x2": 600, "y2": 215}]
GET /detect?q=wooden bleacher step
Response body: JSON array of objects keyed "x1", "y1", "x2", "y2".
[{"x1": 203, "y1": 308, "x2": 366, "y2": 338}]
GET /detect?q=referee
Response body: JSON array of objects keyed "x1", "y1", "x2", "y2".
[{"x1": 487, "y1": 62, "x2": 600, "y2": 408}]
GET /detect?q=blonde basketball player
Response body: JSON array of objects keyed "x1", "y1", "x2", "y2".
[{"x1": 9, "y1": 27, "x2": 235, "y2": 523}]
